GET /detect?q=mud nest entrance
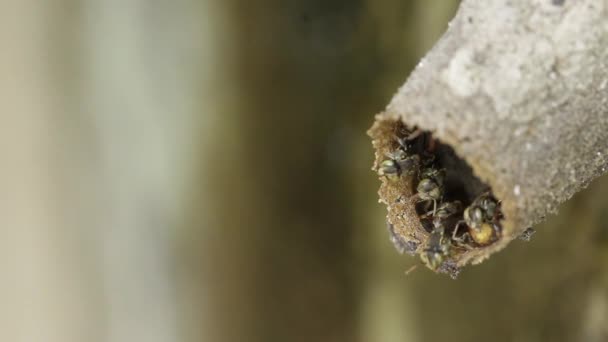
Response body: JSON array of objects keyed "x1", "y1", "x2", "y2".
[{"x1": 370, "y1": 119, "x2": 504, "y2": 278}]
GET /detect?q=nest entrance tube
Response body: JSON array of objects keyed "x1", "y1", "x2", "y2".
[
  {"x1": 368, "y1": 0, "x2": 608, "y2": 277},
  {"x1": 370, "y1": 118, "x2": 504, "y2": 278}
]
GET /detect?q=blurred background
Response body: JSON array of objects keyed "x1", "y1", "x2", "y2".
[{"x1": 2, "y1": 0, "x2": 608, "y2": 341}]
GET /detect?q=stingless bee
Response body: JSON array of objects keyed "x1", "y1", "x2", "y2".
[
  {"x1": 377, "y1": 129, "x2": 423, "y2": 179},
  {"x1": 453, "y1": 192, "x2": 502, "y2": 246},
  {"x1": 464, "y1": 192, "x2": 498, "y2": 228},
  {"x1": 420, "y1": 218, "x2": 451, "y2": 271},
  {"x1": 414, "y1": 167, "x2": 445, "y2": 215},
  {"x1": 378, "y1": 151, "x2": 420, "y2": 179}
]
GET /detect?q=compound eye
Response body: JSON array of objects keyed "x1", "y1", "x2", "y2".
[
  {"x1": 483, "y1": 199, "x2": 497, "y2": 214},
  {"x1": 417, "y1": 179, "x2": 436, "y2": 192},
  {"x1": 379, "y1": 160, "x2": 399, "y2": 175},
  {"x1": 472, "y1": 207, "x2": 484, "y2": 222},
  {"x1": 430, "y1": 187, "x2": 442, "y2": 199},
  {"x1": 393, "y1": 150, "x2": 408, "y2": 161}
]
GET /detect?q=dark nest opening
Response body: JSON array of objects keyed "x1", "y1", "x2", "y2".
[{"x1": 371, "y1": 119, "x2": 505, "y2": 278}]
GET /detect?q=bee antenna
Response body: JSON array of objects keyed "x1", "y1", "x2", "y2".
[
  {"x1": 404, "y1": 264, "x2": 419, "y2": 276},
  {"x1": 393, "y1": 134, "x2": 408, "y2": 149},
  {"x1": 406, "y1": 129, "x2": 423, "y2": 141}
]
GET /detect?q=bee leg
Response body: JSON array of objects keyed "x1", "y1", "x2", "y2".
[
  {"x1": 409, "y1": 193, "x2": 420, "y2": 204},
  {"x1": 412, "y1": 195, "x2": 430, "y2": 210},
  {"x1": 452, "y1": 220, "x2": 466, "y2": 240},
  {"x1": 421, "y1": 206, "x2": 436, "y2": 219},
  {"x1": 454, "y1": 234, "x2": 474, "y2": 250},
  {"x1": 421, "y1": 200, "x2": 432, "y2": 213},
  {"x1": 393, "y1": 135, "x2": 406, "y2": 150},
  {"x1": 452, "y1": 229, "x2": 473, "y2": 249},
  {"x1": 492, "y1": 223, "x2": 502, "y2": 238},
  {"x1": 404, "y1": 264, "x2": 419, "y2": 276},
  {"x1": 406, "y1": 129, "x2": 423, "y2": 141}
]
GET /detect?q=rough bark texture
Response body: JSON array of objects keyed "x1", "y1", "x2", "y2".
[{"x1": 369, "y1": 0, "x2": 608, "y2": 268}]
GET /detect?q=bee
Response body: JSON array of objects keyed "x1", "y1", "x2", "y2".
[
  {"x1": 420, "y1": 218, "x2": 451, "y2": 271},
  {"x1": 414, "y1": 167, "x2": 445, "y2": 215},
  {"x1": 422, "y1": 200, "x2": 466, "y2": 252},
  {"x1": 378, "y1": 159, "x2": 400, "y2": 178},
  {"x1": 378, "y1": 133, "x2": 422, "y2": 179},
  {"x1": 422, "y1": 200, "x2": 462, "y2": 220},
  {"x1": 453, "y1": 192, "x2": 502, "y2": 246},
  {"x1": 394, "y1": 125, "x2": 423, "y2": 147},
  {"x1": 463, "y1": 193, "x2": 498, "y2": 228},
  {"x1": 378, "y1": 152, "x2": 420, "y2": 179}
]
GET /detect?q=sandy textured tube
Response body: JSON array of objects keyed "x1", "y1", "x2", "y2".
[{"x1": 369, "y1": 0, "x2": 608, "y2": 274}]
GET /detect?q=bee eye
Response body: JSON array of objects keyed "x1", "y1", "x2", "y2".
[
  {"x1": 378, "y1": 160, "x2": 400, "y2": 176},
  {"x1": 417, "y1": 179, "x2": 434, "y2": 192},
  {"x1": 473, "y1": 208, "x2": 484, "y2": 221}
]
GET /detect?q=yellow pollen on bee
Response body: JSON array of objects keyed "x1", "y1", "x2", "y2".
[{"x1": 470, "y1": 223, "x2": 494, "y2": 245}]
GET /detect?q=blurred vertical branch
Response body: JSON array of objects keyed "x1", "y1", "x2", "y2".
[
  {"x1": 1, "y1": 1, "x2": 209, "y2": 341},
  {"x1": 355, "y1": 2, "x2": 459, "y2": 342},
  {"x1": 77, "y1": 1, "x2": 209, "y2": 341},
  {"x1": 0, "y1": 2, "x2": 100, "y2": 341},
  {"x1": 195, "y1": 1, "x2": 459, "y2": 341},
  {"x1": 198, "y1": 1, "x2": 371, "y2": 339}
]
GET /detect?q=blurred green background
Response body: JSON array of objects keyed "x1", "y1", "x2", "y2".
[{"x1": 2, "y1": 1, "x2": 608, "y2": 341}]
